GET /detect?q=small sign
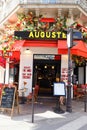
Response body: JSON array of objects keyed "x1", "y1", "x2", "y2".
[{"x1": 53, "y1": 82, "x2": 66, "y2": 96}]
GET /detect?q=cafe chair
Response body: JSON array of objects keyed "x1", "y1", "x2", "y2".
[
  {"x1": 81, "y1": 84, "x2": 87, "y2": 92},
  {"x1": 27, "y1": 84, "x2": 39, "y2": 103},
  {"x1": 73, "y1": 85, "x2": 78, "y2": 99},
  {"x1": 73, "y1": 85, "x2": 84, "y2": 100},
  {"x1": 0, "y1": 84, "x2": 3, "y2": 100}
]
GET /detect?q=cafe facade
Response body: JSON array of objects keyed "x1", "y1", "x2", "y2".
[
  {"x1": 1, "y1": 29, "x2": 85, "y2": 98},
  {"x1": 16, "y1": 31, "x2": 69, "y2": 97},
  {"x1": 0, "y1": 27, "x2": 87, "y2": 98}
]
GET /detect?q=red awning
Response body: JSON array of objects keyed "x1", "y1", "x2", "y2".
[
  {"x1": 40, "y1": 18, "x2": 55, "y2": 23},
  {"x1": 0, "y1": 40, "x2": 25, "y2": 52},
  {"x1": 0, "y1": 40, "x2": 25, "y2": 63},
  {"x1": 58, "y1": 40, "x2": 87, "y2": 58},
  {"x1": 58, "y1": 40, "x2": 68, "y2": 54},
  {"x1": 71, "y1": 41, "x2": 87, "y2": 58},
  {"x1": 23, "y1": 40, "x2": 57, "y2": 47},
  {"x1": 11, "y1": 40, "x2": 25, "y2": 51},
  {"x1": 9, "y1": 51, "x2": 20, "y2": 61}
]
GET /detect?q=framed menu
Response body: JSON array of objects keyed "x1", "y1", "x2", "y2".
[{"x1": 53, "y1": 82, "x2": 66, "y2": 96}]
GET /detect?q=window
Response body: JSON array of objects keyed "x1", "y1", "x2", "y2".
[
  {"x1": 42, "y1": 0, "x2": 56, "y2": 3},
  {"x1": 42, "y1": 0, "x2": 48, "y2": 3},
  {"x1": 50, "y1": 0, "x2": 56, "y2": 3}
]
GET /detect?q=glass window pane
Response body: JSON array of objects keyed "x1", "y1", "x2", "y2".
[
  {"x1": 50, "y1": 0, "x2": 56, "y2": 3},
  {"x1": 42, "y1": 0, "x2": 56, "y2": 3},
  {"x1": 42, "y1": 0, "x2": 48, "y2": 3}
]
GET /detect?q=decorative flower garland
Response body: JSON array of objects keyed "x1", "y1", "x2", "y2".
[{"x1": 1, "y1": 12, "x2": 87, "y2": 45}]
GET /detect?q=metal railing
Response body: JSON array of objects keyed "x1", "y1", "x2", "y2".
[{"x1": 0, "y1": 0, "x2": 87, "y2": 24}]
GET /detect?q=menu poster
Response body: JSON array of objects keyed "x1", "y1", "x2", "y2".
[
  {"x1": 53, "y1": 82, "x2": 66, "y2": 96},
  {"x1": 22, "y1": 66, "x2": 32, "y2": 79}
]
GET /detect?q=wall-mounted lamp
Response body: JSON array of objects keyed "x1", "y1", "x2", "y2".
[{"x1": 24, "y1": 48, "x2": 31, "y2": 54}]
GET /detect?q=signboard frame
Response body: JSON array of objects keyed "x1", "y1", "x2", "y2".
[
  {"x1": 14, "y1": 31, "x2": 82, "y2": 40},
  {"x1": 53, "y1": 82, "x2": 66, "y2": 96}
]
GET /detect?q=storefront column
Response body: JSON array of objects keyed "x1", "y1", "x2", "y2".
[
  {"x1": 0, "y1": 66, "x2": 5, "y2": 84},
  {"x1": 86, "y1": 63, "x2": 87, "y2": 84},
  {"x1": 5, "y1": 58, "x2": 10, "y2": 84},
  {"x1": 19, "y1": 47, "x2": 33, "y2": 97}
]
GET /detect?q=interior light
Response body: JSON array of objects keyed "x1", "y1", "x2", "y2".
[
  {"x1": 52, "y1": 66, "x2": 54, "y2": 69},
  {"x1": 35, "y1": 66, "x2": 37, "y2": 69},
  {"x1": 44, "y1": 65, "x2": 47, "y2": 69}
]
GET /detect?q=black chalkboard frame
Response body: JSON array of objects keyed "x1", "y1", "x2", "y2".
[{"x1": 0, "y1": 86, "x2": 16, "y2": 118}]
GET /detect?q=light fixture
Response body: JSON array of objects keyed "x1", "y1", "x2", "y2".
[
  {"x1": 26, "y1": 48, "x2": 29, "y2": 51},
  {"x1": 24, "y1": 48, "x2": 31, "y2": 54},
  {"x1": 35, "y1": 66, "x2": 37, "y2": 69},
  {"x1": 44, "y1": 65, "x2": 47, "y2": 69},
  {"x1": 52, "y1": 66, "x2": 54, "y2": 69}
]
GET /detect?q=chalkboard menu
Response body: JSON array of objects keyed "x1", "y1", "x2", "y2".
[{"x1": 0, "y1": 87, "x2": 16, "y2": 109}]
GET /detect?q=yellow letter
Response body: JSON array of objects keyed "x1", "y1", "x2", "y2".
[
  {"x1": 35, "y1": 32, "x2": 39, "y2": 38},
  {"x1": 46, "y1": 32, "x2": 51, "y2": 38},
  {"x1": 62, "y1": 32, "x2": 67, "y2": 38},
  {"x1": 56, "y1": 32, "x2": 61, "y2": 38},
  {"x1": 40, "y1": 32, "x2": 45, "y2": 38},
  {"x1": 52, "y1": 32, "x2": 56, "y2": 38},
  {"x1": 29, "y1": 32, "x2": 34, "y2": 38}
]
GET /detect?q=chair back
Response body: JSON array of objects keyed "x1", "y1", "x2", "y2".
[
  {"x1": 0, "y1": 83, "x2": 4, "y2": 98},
  {"x1": 34, "y1": 85, "x2": 39, "y2": 96}
]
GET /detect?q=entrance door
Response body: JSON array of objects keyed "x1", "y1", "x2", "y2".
[{"x1": 33, "y1": 54, "x2": 61, "y2": 96}]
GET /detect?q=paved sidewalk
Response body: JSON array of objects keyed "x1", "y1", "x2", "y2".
[{"x1": 0, "y1": 99, "x2": 87, "y2": 130}]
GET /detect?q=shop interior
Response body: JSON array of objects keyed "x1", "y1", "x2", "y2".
[{"x1": 33, "y1": 54, "x2": 61, "y2": 96}]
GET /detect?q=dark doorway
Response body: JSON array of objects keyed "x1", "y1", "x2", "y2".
[{"x1": 33, "y1": 54, "x2": 61, "y2": 96}]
